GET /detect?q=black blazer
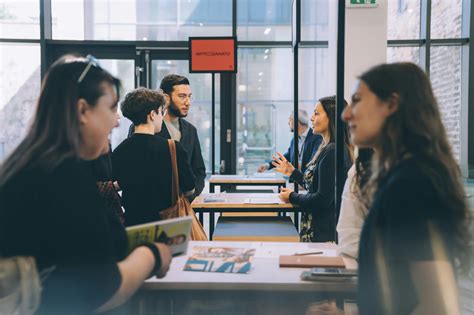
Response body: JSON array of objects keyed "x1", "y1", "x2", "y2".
[
  {"x1": 130, "y1": 120, "x2": 206, "y2": 197},
  {"x1": 268, "y1": 128, "x2": 322, "y2": 173},
  {"x1": 289, "y1": 143, "x2": 351, "y2": 242}
]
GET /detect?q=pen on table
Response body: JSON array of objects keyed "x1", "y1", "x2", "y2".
[{"x1": 292, "y1": 251, "x2": 323, "y2": 256}]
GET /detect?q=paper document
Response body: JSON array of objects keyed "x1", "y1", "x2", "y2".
[{"x1": 244, "y1": 196, "x2": 283, "y2": 204}]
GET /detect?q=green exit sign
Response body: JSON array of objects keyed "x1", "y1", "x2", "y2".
[{"x1": 346, "y1": 0, "x2": 378, "y2": 7}]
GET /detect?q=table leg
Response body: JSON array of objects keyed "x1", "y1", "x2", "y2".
[
  {"x1": 294, "y1": 211, "x2": 299, "y2": 231},
  {"x1": 198, "y1": 210, "x2": 204, "y2": 225},
  {"x1": 209, "y1": 210, "x2": 215, "y2": 240}
]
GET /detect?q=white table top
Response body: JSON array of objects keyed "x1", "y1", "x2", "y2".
[
  {"x1": 143, "y1": 241, "x2": 357, "y2": 293},
  {"x1": 192, "y1": 193, "x2": 298, "y2": 209},
  {"x1": 209, "y1": 174, "x2": 286, "y2": 184}
]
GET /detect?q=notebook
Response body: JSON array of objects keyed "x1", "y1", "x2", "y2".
[{"x1": 279, "y1": 255, "x2": 346, "y2": 268}]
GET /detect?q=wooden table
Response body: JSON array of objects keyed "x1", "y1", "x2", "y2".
[
  {"x1": 208, "y1": 174, "x2": 287, "y2": 193},
  {"x1": 131, "y1": 241, "x2": 358, "y2": 315},
  {"x1": 192, "y1": 193, "x2": 300, "y2": 239}
]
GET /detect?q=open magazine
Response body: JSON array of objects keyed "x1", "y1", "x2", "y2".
[
  {"x1": 126, "y1": 216, "x2": 192, "y2": 257},
  {"x1": 184, "y1": 246, "x2": 256, "y2": 274}
]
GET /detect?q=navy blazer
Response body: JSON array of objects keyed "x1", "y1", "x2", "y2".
[
  {"x1": 128, "y1": 120, "x2": 206, "y2": 197},
  {"x1": 268, "y1": 128, "x2": 322, "y2": 173}
]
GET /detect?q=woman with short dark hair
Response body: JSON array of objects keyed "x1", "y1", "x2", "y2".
[{"x1": 0, "y1": 55, "x2": 172, "y2": 315}]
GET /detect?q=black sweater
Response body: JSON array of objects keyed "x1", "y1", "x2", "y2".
[
  {"x1": 112, "y1": 134, "x2": 195, "y2": 226},
  {"x1": 358, "y1": 158, "x2": 456, "y2": 314},
  {"x1": 289, "y1": 143, "x2": 337, "y2": 242},
  {"x1": 0, "y1": 158, "x2": 124, "y2": 315}
]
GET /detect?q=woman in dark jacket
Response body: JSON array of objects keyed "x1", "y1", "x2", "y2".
[
  {"x1": 343, "y1": 62, "x2": 472, "y2": 314},
  {"x1": 272, "y1": 96, "x2": 352, "y2": 242}
]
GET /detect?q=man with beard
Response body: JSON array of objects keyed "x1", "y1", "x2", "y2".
[{"x1": 129, "y1": 74, "x2": 205, "y2": 199}]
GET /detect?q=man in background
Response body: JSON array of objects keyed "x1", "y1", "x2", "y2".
[{"x1": 257, "y1": 109, "x2": 321, "y2": 173}]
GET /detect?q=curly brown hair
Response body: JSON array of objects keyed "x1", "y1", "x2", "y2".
[{"x1": 121, "y1": 87, "x2": 165, "y2": 126}]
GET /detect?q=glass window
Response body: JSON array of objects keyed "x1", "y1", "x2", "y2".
[
  {"x1": 151, "y1": 59, "x2": 219, "y2": 174},
  {"x1": 430, "y1": 46, "x2": 462, "y2": 162},
  {"x1": 0, "y1": 43, "x2": 40, "y2": 161},
  {"x1": 301, "y1": 0, "x2": 329, "y2": 41},
  {"x1": 52, "y1": 0, "x2": 231, "y2": 40},
  {"x1": 431, "y1": 0, "x2": 462, "y2": 39},
  {"x1": 387, "y1": 46, "x2": 420, "y2": 64},
  {"x1": 387, "y1": 0, "x2": 420, "y2": 40},
  {"x1": 237, "y1": 48, "x2": 293, "y2": 174},
  {"x1": 237, "y1": 0, "x2": 292, "y2": 41},
  {"x1": 299, "y1": 48, "x2": 332, "y2": 113},
  {"x1": 0, "y1": 0, "x2": 40, "y2": 39},
  {"x1": 98, "y1": 59, "x2": 136, "y2": 150}
]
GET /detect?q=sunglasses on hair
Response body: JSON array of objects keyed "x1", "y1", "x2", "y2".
[{"x1": 77, "y1": 54, "x2": 101, "y2": 83}]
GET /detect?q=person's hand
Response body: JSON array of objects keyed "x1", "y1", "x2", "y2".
[
  {"x1": 279, "y1": 187, "x2": 293, "y2": 203},
  {"x1": 305, "y1": 300, "x2": 344, "y2": 315},
  {"x1": 154, "y1": 243, "x2": 172, "y2": 278},
  {"x1": 257, "y1": 164, "x2": 269, "y2": 173},
  {"x1": 271, "y1": 153, "x2": 295, "y2": 176}
]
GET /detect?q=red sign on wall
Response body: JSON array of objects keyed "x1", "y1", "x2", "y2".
[{"x1": 189, "y1": 37, "x2": 237, "y2": 73}]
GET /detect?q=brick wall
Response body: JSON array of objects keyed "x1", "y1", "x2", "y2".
[{"x1": 387, "y1": 0, "x2": 463, "y2": 162}]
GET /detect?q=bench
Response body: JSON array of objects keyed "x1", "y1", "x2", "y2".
[{"x1": 212, "y1": 216, "x2": 300, "y2": 242}]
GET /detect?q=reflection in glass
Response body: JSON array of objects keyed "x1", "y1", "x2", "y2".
[
  {"x1": 387, "y1": 0, "x2": 420, "y2": 40},
  {"x1": 0, "y1": 0, "x2": 39, "y2": 39},
  {"x1": 237, "y1": 48, "x2": 293, "y2": 174},
  {"x1": 431, "y1": 0, "x2": 462, "y2": 39},
  {"x1": 98, "y1": 60, "x2": 135, "y2": 150},
  {"x1": 430, "y1": 46, "x2": 462, "y2": 162},
  {"x1": 151, "y1": 60, "x2": 219, "y2": 174},
  {"x1": 237, "y1": 0, "x2": 292, "y2": 41},
  {"x1": 0, "y1": 43, "x2": 40, "y2": 161},
  {"x1": 52, "y1": 0, "x2": 231, "y2": 40},
  {"x1": 301, "y1": 0, "x2": 329, "y2": 41},
  {"x1": 387, "y1": 46, "x2": 420, "y2": 64}
]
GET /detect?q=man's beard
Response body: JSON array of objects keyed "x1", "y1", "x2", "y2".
[{"x1": 168, "y1": 99, "x2": 187, "y2": 118}]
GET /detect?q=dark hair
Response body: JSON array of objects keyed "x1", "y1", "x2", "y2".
[
  {"x1": 359, "y1": 62, "x2": 472, "y2": 273},
  {"x1": 121, "y1": 87, "x2": 165, "y2": 126},
  {"x1": 0, "y1": 54, "x2": 121, "y2": 187},
  {"x1": 351, "y1": 148, "x2": 374, "y2": 198},
  {"x1": 308, "y1": 95, "x2": 351, "y2": 165},
  {"x1": 318, "y1": 95, "x2": 338, "y2": 143},
  {"x1": 159, "y1": 74, "x2": 190, "y2": 95}
]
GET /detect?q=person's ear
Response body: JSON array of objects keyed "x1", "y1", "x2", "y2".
[
  {"x1": 163, "y1": 93, "x2": 170, "y2": 106},
  {"x1": 387, "y1": 92, "x2": 400, "y2": 115},
  {"x1": 149, "y1": 110, "x2": 156, "y2": 122},
  {"x1": 77, "y1": 99, "x2": 91, "y2": 125}
]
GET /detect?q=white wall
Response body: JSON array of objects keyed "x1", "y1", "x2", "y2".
[{"x1": 345, "y1": 1, "x2": 388, "y2": 99}]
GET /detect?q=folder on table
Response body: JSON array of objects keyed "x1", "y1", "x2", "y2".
[{"x1": 279, "y1": 255, "x2": 345, "y2": 268}]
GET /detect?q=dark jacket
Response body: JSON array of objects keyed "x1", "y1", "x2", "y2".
[
  {"x1": 268, "y1": 128, "x2": 322, "y2": 173},
  {"x1": 128, "y1": 119, "x2": 206, "y2": 197}
]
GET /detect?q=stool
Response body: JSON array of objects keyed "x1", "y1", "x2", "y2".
[{"x1": 212, "y1": 216, "x2": 300, "y2": 242}]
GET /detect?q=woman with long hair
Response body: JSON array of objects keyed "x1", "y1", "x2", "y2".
[
  {"x1": 0, "y1": 55, "x2": 172, "y2": 315},
  {"x1": 342, "y1": 62, "x2": 472, "y2": 314},
  {"x1": 272, "y1": 95, "x2": 352, "y2": 242}
]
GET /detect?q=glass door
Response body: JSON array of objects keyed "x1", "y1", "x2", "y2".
[{"x1": 149, "y1": 51, "x2": 220, "y2": 175}]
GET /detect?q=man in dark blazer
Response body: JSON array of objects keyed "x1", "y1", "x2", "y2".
[
  {"x1": 128, "y1": 74, "x2": 206, "y2": 198},
  {"x1": 257, "y1": 109, "x2": 322, "y2": 173}
]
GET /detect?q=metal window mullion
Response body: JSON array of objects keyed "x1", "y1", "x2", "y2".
[
  {"x1": 461, "y1": 0, "x2": 474, "y2": 177},
  {"x1": 420, "y1": 0, "x2": 431, "y2": 76},
  {"x1": 40, "y1": 0, "x2": 52, "y2": 78}
]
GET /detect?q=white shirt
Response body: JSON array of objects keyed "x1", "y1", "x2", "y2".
[
  {"x1": 297, "y1": 127, "x2": 309, "y2": 167},
  {"x1": 336, "y1": 165, "x2": 368, "y2": 260},
  {"x1": 164, "y1": 118, "x2": 181, "y2": 141}
]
